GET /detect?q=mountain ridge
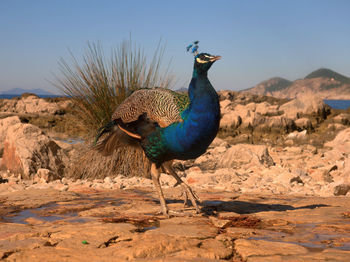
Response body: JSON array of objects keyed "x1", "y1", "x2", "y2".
[
  {"x1": 242, "y1": 68, "x2": 350, "y2": 99},
  {"x1": 0, "y1": 88, "x2": 55, "y2": 96}
]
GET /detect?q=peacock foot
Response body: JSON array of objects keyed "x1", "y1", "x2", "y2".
[
  {"x1": 180, "y1": 183, "x2": 201, "y2": 213},
  {"x1": 179, "y1": 187, "x2": 189, "y2": 207},
  {"x1": 159, "y1": 207, "x2": 169, "y2": 218}
]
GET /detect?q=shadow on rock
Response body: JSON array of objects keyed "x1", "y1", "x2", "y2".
[{"x1": 201, "y1": 200, "x2": 329, "y2": 215}]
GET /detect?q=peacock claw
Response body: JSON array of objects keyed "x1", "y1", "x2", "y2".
[{"x1": 179, "y1": 184, "x2": 201, "y2": 213}]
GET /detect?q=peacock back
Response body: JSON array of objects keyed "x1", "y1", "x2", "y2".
[{"x1": 112, "y1": 88, "x2": 189, "y2": 128}]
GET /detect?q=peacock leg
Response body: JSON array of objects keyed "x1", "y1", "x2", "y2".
[
  {"x1": 181, "y1": 188, "x2": 189, "y2": 207},
  {"x1": 161, "y1": 163, "x2": 189, "y2": 207},
  {"x1": 162, "y1": 161, "x2": 201, "y2": 213},
  {"x1": 151, "y1": 163, "x2": 169, "y2": 217}
]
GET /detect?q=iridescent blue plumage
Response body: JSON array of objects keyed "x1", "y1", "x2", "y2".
[
  {"x1": 186, "y1": 40, "x2": 199, "y2": 55},
  {"x1": 141, "y1": 53, "x2": 221, "y2": 166},
  {"x1": 186, "y1": 44, "x2": 193, "y2": 52},
  {"x1": 191, "y1": 46, "x2": 198, "y2": 54}
]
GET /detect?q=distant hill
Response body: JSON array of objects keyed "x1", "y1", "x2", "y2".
[
  {"x1": 242, "y1": 68, "x2": 350, "y2": 99},
  {"x1": 243, "y1": 77, "x2": 292, "y2": 95},
  {"x1": 305, "y1": 68, "x2": 350, "y2": 84},
  {"x1": 0, "y1": 88, "x2": 55, "y2": 96}
]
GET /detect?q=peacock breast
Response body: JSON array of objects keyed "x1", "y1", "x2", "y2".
[{"x1": 162, "y1": 94, "x2": 220, "y2": 159}]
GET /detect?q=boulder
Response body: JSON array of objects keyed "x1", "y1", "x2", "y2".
[
  {"x1": 220, "y1": 103, "x2": 262, "y2": 129},
  {"x1": 334, "y1": 184, "x2": 350, "y2": 196},
  {"x1": 0, "y1": 116, "x2": 21, "y2": 153},
  {"x1": 0, "y1": 95, "x2": 71, "y2": 115},
  {"x1": 295, "y1": 118, "x2": 313, "y2": 130},
  {"x1": 0, "y1": 98, "x2": 16, "y2": 112},
  {"x1": 34, "y1": 168, "x2": 61, "y2": 183},
  {"x1": 218, "y1": 90, "x2": 237, "y2": 101},
  {"x1": 15, "y1": 95, "x2": 60, "y2": 114},
  {"x1": 333, "y1": 113, "x2": 350, "y2": 125},
  {"x1": 218, "y1": 144, "x2": 275, "y2": 168},
  {"x1": 254, "y1": 115, "x2": 296, "y2": 132},
  {"x1": 324, "y1": 127, "x2": 350, "y2": 154},
  {"x1": 219, "y1": 99, "x2": 231, "y2": 114},
  {"x1": 255, "y1": 102, "x2": 280, "y2": 116},
  {"x1": 1, "y1": 123, "x2": 67, "y2": 179},
  {"x1": 328, "y1": 123, "x2": 346, "y2": 131},
  {"x1": 286, "y1": 130, "x2": 308, "y2": 140},
  {"x1": 220, "y1": 111, "x2": 242, "y2": 129},
  {"x1": 279, "y1": 94, "x2": 330, "y2": 120}
]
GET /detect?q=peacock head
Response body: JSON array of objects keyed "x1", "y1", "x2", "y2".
[{"x1": 193, "y1": 53, "x2": 221, "y2": 75}]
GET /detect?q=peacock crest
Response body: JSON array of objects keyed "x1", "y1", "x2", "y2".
[{"x1": 186, "y1": 41, "x2": 199, "y2": 56}]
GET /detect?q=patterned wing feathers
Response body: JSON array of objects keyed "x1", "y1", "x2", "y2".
[{"x1": 112, "y1": 88, "x2": 189, "y2": 128}]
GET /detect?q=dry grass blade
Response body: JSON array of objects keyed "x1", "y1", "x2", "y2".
[{"x1": 53, "y1": 39, "x2": 174, "y2": 134}]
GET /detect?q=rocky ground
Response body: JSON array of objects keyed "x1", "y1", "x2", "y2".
[
  {"x1": 1, "y1": 187, "x2": 350, "y2": 261},
  {"x1": 1, "y1": 92, "x2": 350, "y2": 261}
]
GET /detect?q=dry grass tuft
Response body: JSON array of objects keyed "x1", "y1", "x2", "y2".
[
  {"x1": 67, "y1": 143, "x2": 151, "y2": 180},
  {"x1": 53, "y1": 40, "x2": 173, "y2": 133},
  {"x1": 54, "y1": 39, "x2": 173, "y2": 179}
]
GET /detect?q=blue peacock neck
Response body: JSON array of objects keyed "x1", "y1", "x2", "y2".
[
  {"x1": 158, "y1": 61, "x2": 220, "y2": 162},
  {"x1": 188, "y1": 67, "x2": 213, "y2": 102},
  {"x1": 192, "y1": 68, "x2": 207, "y2": 79}
]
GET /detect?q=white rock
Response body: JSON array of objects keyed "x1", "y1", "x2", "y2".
[{"x1": 0, "y1": 123, "x2": 67, "y2": 179}]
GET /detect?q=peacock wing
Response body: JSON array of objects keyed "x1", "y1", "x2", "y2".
[{"x1": 112, "y1": 88, "x2": 189, "y2": 128}]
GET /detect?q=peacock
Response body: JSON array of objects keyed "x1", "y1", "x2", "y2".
[{"x1": 95, "y1": 50, "x2": 221, "y2": 216}]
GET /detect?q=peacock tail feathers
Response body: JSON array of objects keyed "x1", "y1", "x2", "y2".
[{"x1": 94, "y1": 121, "x2": 139, "y2": 156}]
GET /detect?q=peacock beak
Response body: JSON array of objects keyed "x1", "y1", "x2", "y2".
[{"x1": 210, "y1": 56, "x2": 221, "y2": 62}]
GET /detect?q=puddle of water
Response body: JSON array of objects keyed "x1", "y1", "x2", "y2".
[
  {"x1": 249, "y1": 228, "x2": 350, "y2": 251},
  {"x1": 3, "y1": 199, "x2": 96, "y2": 224},
  {"x1": 249, "y1": 236, "x2": 327, "y2": 251},
  {"x1": 66, "y1": 217, "x2": 94, "y2": 223},
  {"x1": 2, "y1": 194, "x2": 149, "y2": 225},
  {"x1": 6, "y1": 209, "x2": 67, "y2": 224}
]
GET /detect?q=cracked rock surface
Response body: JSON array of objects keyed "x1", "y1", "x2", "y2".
[{"x1": 1, "y1": 187, "x2": 350, "y2": 261}]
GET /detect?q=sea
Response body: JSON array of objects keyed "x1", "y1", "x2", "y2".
[
  {"x1": 323, "y1": 100, "x2": 350, "y2": 110},
  {"x1": 1, "y1": 94, "x2": 350, "y2": 110},
  {"x1": 0, "y1": 94, "x2": 61, "y2": 99}
]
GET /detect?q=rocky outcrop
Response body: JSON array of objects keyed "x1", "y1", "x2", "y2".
[
  {"x1": 333, "y1": 113, "x2": 350, "y2": 125},
  {"x1": 219, "y1": 92, "x2": 330, "y2": 134},
  {"x1": 0, "y1": 116, "x2": 21, "y2": 154},
  {"x1": 0, "y1": 123, "x2": 67, "y2": 179},
  {"x1": 279, "y1": 94, "x2": 330, "y2": 119},
  {"x1": 324, "y1": 127, "x2": 350, "y2": 154},
  {"x1": 0, "y1": 95, "x2": 71, "y2": 115},
  {"x1": 218, "y1": 144, "x2": 275, "y2": 168},
  {"x1": 295, "y1": 117, "x2": 313, "y2": 130}
]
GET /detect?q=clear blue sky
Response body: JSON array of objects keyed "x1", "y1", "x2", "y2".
[{"x1": 1, "y1": 0, "x2": 350, "y2": 94}]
